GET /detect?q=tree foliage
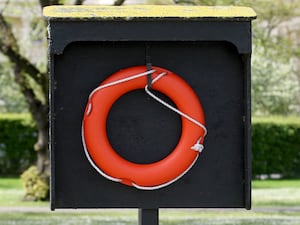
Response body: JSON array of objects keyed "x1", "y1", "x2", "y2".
[
  {"x1": 250, "y1": 0, "x2": 300, "y2": 115},
  {"x1": 175, "y1": 0, "x2": 300, "y2": 115},
  {"x1": 0, "y1": 61, "x2": 28, "y2": 113}
]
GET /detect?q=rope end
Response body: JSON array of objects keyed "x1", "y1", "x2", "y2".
[{"x1": 191, "y1": 143, "x2": 204, "y2": 152}]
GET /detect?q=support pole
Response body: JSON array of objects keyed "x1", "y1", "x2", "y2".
[{"x1": 138, "y1": 208, "x2": 159, "y2": 225}]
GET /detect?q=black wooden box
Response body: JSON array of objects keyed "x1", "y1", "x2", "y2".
[{"x1": 44, "y1": 5, "x2": 256, "y2": 210}]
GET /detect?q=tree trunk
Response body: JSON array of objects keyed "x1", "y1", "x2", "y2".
[
  {"x1": 34, "y1": 107, "x2": 49, "y2": 177},
  {"x1": 114, "y1": 0, "x2": 126, "y2": 5}
]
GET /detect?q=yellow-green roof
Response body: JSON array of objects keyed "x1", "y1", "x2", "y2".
[{"x1": 43, "y1": 5, "x2": 256, "y2": 20}]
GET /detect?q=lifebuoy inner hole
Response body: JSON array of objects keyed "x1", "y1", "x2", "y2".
[{"x1": 106, "y1": 89, "x2": 182, "y2": 164}]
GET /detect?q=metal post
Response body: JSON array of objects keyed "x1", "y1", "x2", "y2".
[{"x1": 138, "y1": 208, "x2": 159, "y2": 225}]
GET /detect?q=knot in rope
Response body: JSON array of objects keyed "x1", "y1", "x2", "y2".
[
  {"x1": 190, "y1": 137, "x2": 204, "y2": 152},
  {"x1": 191, "y1": 143, "x2": 204, "y2": 152}
]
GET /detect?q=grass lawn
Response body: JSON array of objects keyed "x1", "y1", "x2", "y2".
[
  {"x1": 252, "y1": 179, "x2": 300, "y2": 207},
  {"x1": 0, "y1": 178, "x2": 47, "y2": 207},
  {"x1": 0, "y1": 210, "x2": 300, "y2": 225},
  {"x1": 0, "y1": 178, "x2": 300, "y2": 225}
]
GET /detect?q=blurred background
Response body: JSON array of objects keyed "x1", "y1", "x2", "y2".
[{"x1": 0, "y1": 0, "x2": 299, "y2": 225}]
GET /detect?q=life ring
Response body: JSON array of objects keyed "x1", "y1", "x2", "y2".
[{"x1": 82, "y1": 66, "x2": 206, "y2": 190}]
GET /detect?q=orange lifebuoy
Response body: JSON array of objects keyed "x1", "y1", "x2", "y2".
[{"x1": 82, "y1": 66, "x2": 206, "y2": 190}]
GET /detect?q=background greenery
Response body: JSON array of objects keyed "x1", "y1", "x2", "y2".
[
  {"x1": 252, "y1": 117, "x2": 300, "y2": 178},
  {"x1": 0, "y1": 62, "x2": 28, "y2": 113},
  {"x1": 0, "y1": 114, "x2": 36, "y2": 176}
]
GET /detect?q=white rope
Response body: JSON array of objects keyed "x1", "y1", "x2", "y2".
[
  {"x1": 89, "y1": 69, "x2": 207, "y2": 136},
  {"x1": 83, "y1": 68, "x2": 207, "y2": 190},
  {"x1": 191, "y1": 137, "x2": 204, "y2": 152},
  {"x1": 145, "y1": 73, "x2": 207, "y2": 137},
  {"x1": 144, "y1": 73, "x2": 207, "y2": 157},
  {"x1": 81, "y1": 125, "x2": 122, "y2": 183},
  {"x1": 88, "y1": 69, "x2": 156, "y2": 99}
]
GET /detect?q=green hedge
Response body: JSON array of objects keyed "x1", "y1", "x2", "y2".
[
  {"x1": 0, "y1": 114, "x2": 300, "y2": 178},
  {"x1": 252, "y1": 116, "x2": 300, "y2": 178},
  {"x1": 0, "y1": 114, "x2": 37, "y2": 176}
]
